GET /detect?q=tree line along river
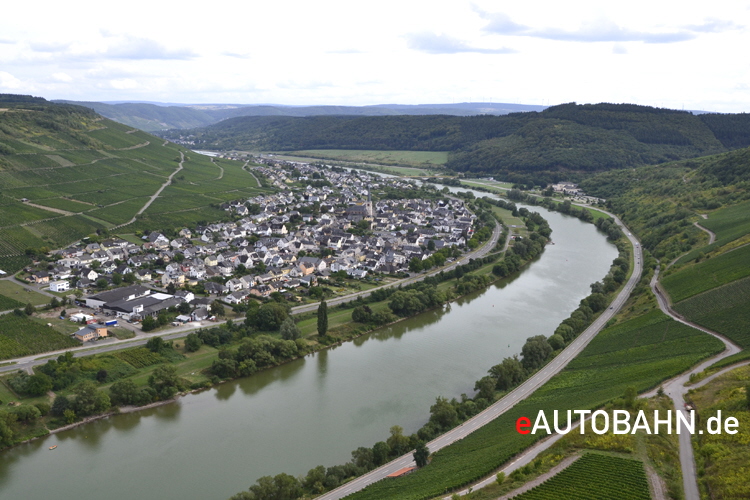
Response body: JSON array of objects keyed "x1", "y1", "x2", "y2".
[{"x1": 0, "y1": 198, "x2": 618, "y2": 500}]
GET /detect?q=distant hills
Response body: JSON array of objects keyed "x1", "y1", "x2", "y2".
[
  {"x1": 162, "y1": 102, "x2": 750, "y2": 184},
  {"x1": 53, "y1": 100, "x2": 547, "y2": 132}
]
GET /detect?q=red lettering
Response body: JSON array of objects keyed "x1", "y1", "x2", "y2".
[{"x1": 516, "y1": 417, "x2": 531, "y2": 434}]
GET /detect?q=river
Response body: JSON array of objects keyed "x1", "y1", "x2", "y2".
[{"x1": 0, "y1": 203, "x2": 617, "y2": 500}]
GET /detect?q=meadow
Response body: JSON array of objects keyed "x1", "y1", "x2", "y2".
[{"x1": 286, "y1": 149, "x2": 448, "y2": 169}]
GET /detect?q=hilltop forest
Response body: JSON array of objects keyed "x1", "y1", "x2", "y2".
[{"x1": 163, "y1": 103, "x2": 750, "y2": 185}]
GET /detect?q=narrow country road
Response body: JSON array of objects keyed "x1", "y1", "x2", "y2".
[
  {"x1": 644, "y1": 269, "x2": 742, "y2": 500},
  {"x1": 315, "y1": 217, "x2": 643, "y2": 500},
  {"x1": 693, "y1": 221, "x2": 716, "y2": 245}
]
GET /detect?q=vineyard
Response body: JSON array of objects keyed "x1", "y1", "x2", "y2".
[
  {"x1": 114, "y1": 347, "x2": 166, "y2": 368},
  {"x1": 661, "y1": 244, "x2": 750, "y2": 302},
  {"x1": 511, "y1": 454, "x2": 650, "y2": 500},
  {"x1": 674, "y1": 275, "x2": 750, "y2": 348},
  {"x1": 676, "y1": 199, "x2": 750, "y2": 264},
  {"x1": 0, "y1": 313, "x2": 79, "y2": 360},
  {"x1": 0, "y1": 294, "x2": 24, "y2": 311}
]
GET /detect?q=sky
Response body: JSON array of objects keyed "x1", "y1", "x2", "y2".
[{"x1": 1, "y1": 1, "x2": 749, "y2": 112}]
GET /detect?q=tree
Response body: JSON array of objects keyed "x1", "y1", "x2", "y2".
[
  {"x1": 317, "y1": 299, "x2": 328, "y2": 337},
  {"x1": 49, "y1": 296, "x2": 60, "y2": 309},
  {"x1": 429, "y1": 396, "x2": 458, "y2": 430},
  {"x1": 112, "y1": 273, "x2": 123, "y2": 285},
  {"x1": 24, "y1": 302, "x2": 35, "y2": 316},
  {"x1": 24, "y1": 373, "x2": 53, "y2": 396},
  {"x1": 148, "y1": 365, "x2": 183, "y2": 400},
  {"x1": 373, "y1": 441, "x2": 391, "y2": 466},
  {"x1": 413, "y1": 441, "x2": 430, "y2": 467},
  {"x1": 210, "y1": 300, "x2": 225, "y2": 318},
  {"x1": 72, "y1": 380, "x2": 111, "y2": 417},
  {"x1": 166, "y1": 282, "x2": 176, "y2": 295},
  {"x1": 280, "y1": 317, "x2": 301, "y2": 341},
  {"x1": 51, "y1": 395, "x2": 70, "y2": 416},
  {"x1": 408, "y1": 256, "x2": 423, "y2": 273},
  {"x1": 96, "y1": 278, "x2": 108, "y2": 290},
  {"x1": 520, "y1": 335, "x2": 553, "y2": 371},
  {"x1": 141, "y1": 315, "x2": 157, "y2": 332},
  {"x1": 246, "y1": 473, "x2": 302, "y2": 500},
  {"x1": 184, "y1": 333, "x2": 203, "y2": 352},
  {"x1": 109, "y1": 379, "x2": 139, "y2": 406},
  {"x1": 123, "y1": 272, "x2": 136, "y2": 284},
  {"x1": 386, "y1": 425, "x2": 409, "y2": 455}
]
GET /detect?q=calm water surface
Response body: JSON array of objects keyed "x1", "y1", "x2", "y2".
[{"x1": 0, "y1": 205, "x2": 617, "y2": 500}]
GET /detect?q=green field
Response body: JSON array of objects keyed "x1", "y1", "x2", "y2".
[
  {"x1": 0, "y1": 280, "x2": 50, "y2": 306},
  {"x1": 0, "y1": 313, "x2": 79, "y2": 360},
  {"x1": 673, "y1": 275, "x2": 750, "y2": 348},
  {"x1": 286, "y1": 149, "x2": 448, "y2": 169},
  {"x1": 661, "y1": 244, "x2": 750, "y2": 303},
  {"x1": 348, "y1": 310, "x2": 723, "y2": 500},
  {"x1": 512, "y1": 453, "x2": 650, "y2": 500}
]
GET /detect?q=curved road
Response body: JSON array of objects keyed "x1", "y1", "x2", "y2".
[
  {"x1": 645, "y1": 269, "x2": 741, "y2": 500},
  {"x1": 315, "y1": 216, "x2": 643, "y2": 500}
]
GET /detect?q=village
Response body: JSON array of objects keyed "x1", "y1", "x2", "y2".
[{"x1": 22, "y1": 161, "x2": 478, "y2": 341}]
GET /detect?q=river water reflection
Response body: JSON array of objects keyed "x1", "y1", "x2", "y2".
[{"x1": 0, "y1": 206, "x2": 617, "y2": 500}]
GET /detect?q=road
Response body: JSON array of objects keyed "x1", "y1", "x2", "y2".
[
  {"x1": 645, "y1": 269, "x2": 742, "y2": 500},
  {"x1": 316, "y1": 216, "x2": 643, "y2": 500},
  {"x1": 693, "y1": 221, "x2": 716, "y2": 245}
]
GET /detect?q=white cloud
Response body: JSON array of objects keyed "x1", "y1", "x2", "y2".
[
  {"x1": 406, "y1": 32, "x2": 516, "y2": 54},
  {"x1": 0, "y1": 71, "x2": 23, "y2": 90},
  {"x1": 52, "y1": 72, "x2": 73, "y2": 82}
]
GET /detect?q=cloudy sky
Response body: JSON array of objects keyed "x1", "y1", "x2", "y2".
[{"x1": 1, "y1": 1, "x2": 749, "y2": 112}]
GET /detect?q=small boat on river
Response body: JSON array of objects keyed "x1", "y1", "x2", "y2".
[{"x1": 49, "y1": 445, "x2": 57, "y2": 450}]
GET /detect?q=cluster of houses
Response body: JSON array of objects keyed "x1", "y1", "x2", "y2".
[{"x1": 29, "y1": 161, "x2": 476, "y2": 317}]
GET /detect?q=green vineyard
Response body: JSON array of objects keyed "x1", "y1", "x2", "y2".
[
  {"x1": 0, "y1": 314, "x2": 79, "y2": 360},
  {"x1": 512, "y1": 453, "x2": 650, "y2": 500}
]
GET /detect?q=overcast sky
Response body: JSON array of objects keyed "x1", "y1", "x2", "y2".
[{"x1": 1, "y1": 1, "x2": 749, "y2": 112}]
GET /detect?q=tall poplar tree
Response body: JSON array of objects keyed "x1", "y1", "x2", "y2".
[{"x1": 317, "y1": 299, "x2": 328, "y2": 337}]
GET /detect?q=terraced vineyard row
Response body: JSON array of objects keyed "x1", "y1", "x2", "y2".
[
  {"x1": 0, "y1": 314, "x2": 79, "y2": 360},
  {"x1": 512, "y1": 453, "x2": 650, "y2": 500}
]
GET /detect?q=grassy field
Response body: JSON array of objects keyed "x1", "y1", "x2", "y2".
[
  {"x1": 673, "y1": 275, "x2": 750, "y2": 349},
  {"x1": 0, "y1": 313, "x2": 79, "y2": 360},
  {"x1": 511, "y1": 453, "x2": 650, "y2": 500},
  {"x1": 0, "y1": 280, "x2": 51, "y2": 306},
  {"x1": 347, "y1": 309, "x2": 724, "y2": 500},
  {"x1": 689, "y1": 364, "x2": 750, "y2": 499},
  {"x1": 661, "y1": 244, "x2": 750, "y2": 303},
  {"x1": 286, "y1": 149, "x2": 448, "y2": 169}
]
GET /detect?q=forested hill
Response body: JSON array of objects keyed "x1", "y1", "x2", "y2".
[
  {"x1": 166, "y1": 102, "x2": 750, "y2": 181},
  {"x1": 580, "y1": 145, "x2": 750, "y2": 261},
  {"x1": 55, "y1": 100, "x2": 546, "y2": 132}
]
